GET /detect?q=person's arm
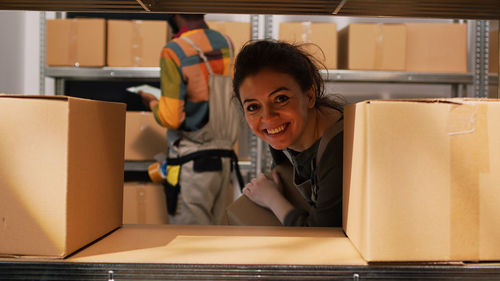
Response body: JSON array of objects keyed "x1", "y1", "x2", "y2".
[
  {"x1": 139, "y1": 44, "x2": 186, "y2": 129},
  {"x1": 242, "y1": 169, "x2": 294, "y2": 224}
]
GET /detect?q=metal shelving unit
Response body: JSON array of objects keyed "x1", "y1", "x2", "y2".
[
  {"x1": 45, "y1": 66, "x2": 498, "y2": 84},
  {"x1": 2, "y1": 1, "x2": 500, "y2": 280}
]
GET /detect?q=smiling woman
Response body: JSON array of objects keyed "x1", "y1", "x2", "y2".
[{"x1": 233, "y1": 40, "x2": 345, "y2": 227}]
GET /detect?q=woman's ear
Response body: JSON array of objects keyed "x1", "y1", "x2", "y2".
[{"x1": 307, "y1": 86, "x2": 316, "y2": 108}]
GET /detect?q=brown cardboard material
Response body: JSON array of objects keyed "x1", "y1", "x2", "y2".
[
  {"x1": 125, "y1": 111, "x2": 167, "y2": 160},
  {"x1": 46, "y1": 18, "x2": 106, "y2": 67},
  {"x1": 107, "y1": 20, "x2": 168, "y2": 67},
  {"x1": 343, "y1": 98, "x2": 500, "y2": 262},
  {"x1": 406, "y1": 23, "x2": 467, "y2": 73},
  {"x1": 123, "y1": 182, "x2": 169, "y2": 224},
  {"x1": 489, "y1": 29, "x2": 498, "y2": 74},
  {"x1": 338, "y1": 23, "x2": 406, "y2": 71},
  {"x1": 225, "y1": 161, "x2": 310, "y2": 226},
  {"x1": 206, "y1": 21, "x2": 251, "y2": 59},
  {"x1": 68, "y1": 224, "x2": 366, "y2": 265},
  {"x1": 0, "y1": 95, "x2": 126, "y2": 258},
  {"x1": 279, "y1": 22, "x2": 337, "y2": 69}
]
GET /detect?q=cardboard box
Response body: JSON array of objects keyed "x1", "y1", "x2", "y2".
[
  {"x1": 490, "y1": 29, "x2": 498, "y2": 74},
  {"x1": 225, "y1": 161, "x2": 310, "y2": 226},
  {"x1": 46, "y1": 18, "x2": 106, "y2": 67},
  {"x1": 123, "y1": 182, "x2": 169, "y2": 224},
  {"x1": 125, "y1": 111, "x2": 167, "y2": 161},
  {"x1": 279, "y1": 22, "x2": 337, "y2": 69},
  {"x1": 338, "y1": 23, "x2": 406, "y2": 71},
  {"x1": 107, "y1": 20, "x2": 168, "y2": 67},
  {"x1": 69, "y1": 224, "x2": 366, "y2": 265},
  {"x1": 0, "y1": 95, "x2": 126, "y2": 258},
  {"x1": 406, "y1": 23, "x2": 467, "y2": 73},
  {"x1": 343, "y1": 98, "x2": 500, "y2": 262},
  {"x1": 206, "y1": 21, "x2": 251, "y2": 58}
]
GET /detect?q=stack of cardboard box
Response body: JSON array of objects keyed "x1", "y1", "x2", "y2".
[
  {"x1": 46, "y1": 18, "x2": 170, "y2": 67},
  {"x1": 123, "y1": 111, "x2": 169, "y2": 225}
]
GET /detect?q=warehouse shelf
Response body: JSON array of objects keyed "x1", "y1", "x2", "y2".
[
  {"x1": 45, "y1": 66, "x2": 499, "y2": 85},
  {"x1": 45, "y1": 66, "x2": 161, "y2": 80},
  {"x1": 1, "y1": 0, "x2": 499, "y2": 19}
]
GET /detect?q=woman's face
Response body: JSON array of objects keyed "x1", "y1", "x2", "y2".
[{"x1": 238, "y1": 68, "x2": 316, "y2": 151}]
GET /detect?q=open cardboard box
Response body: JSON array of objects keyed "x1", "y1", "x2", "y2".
[{"x1": 67, "y1": 224, "x2": 365, "y2": 265}]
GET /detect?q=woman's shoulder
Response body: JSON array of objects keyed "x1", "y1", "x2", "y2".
[{"x1": 318, "y1": 106, "x2": 343, "y2": 134}]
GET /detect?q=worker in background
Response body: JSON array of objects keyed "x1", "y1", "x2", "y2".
[
  {"x1": 140, "y1": 14, "x2": 241, "y2": 225},
  {"x1": 233, "y1": 40, "x2": 345, "y2": 227}
]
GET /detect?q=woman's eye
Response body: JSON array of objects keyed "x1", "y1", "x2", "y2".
[
  {"x1": 276, "y1": 95, "x2": 289, "y2": 103},
  {"x1": 246, "y1": 104, "x2": 259, "y2": 112}
]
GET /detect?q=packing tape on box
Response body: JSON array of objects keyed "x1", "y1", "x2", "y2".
[
  {"x1": 131, "y1": 20, "x2": 144, "y2": 67},
  {"x1": 301, "y1": 21, "x2": 312, "y2": 43},
  {"x1": 68, "y1": 19, "x2": 79, "y2": 67},
  {"x1": 374, "y1": 24, "x2": 384, "y2": 70},
  {"x1": 448, "y1": 101, "x2": 488, "y2": 259}
]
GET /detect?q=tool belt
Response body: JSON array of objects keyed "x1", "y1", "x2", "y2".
[{"x1": 163, "y1": 149, "x2": 244, "y2": 215}]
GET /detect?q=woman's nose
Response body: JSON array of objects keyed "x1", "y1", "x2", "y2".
[{"x1": 261, "y1": 106, "x2": 277, "y2": 121}]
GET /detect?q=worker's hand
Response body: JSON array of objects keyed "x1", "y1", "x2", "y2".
[
  {"x1": 138, "y1": 90, "x2": 159, "y2": 110},
  {"x1": 243, "y1": 169, "x2": 284, "y2": 209}
]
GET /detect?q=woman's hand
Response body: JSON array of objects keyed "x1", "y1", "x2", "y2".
[
  {"x1": 243, "y1": 169, "x2": 283, "y2": 208},
  {"x1": 138, "y1": 90, "x2": 159, "y2": 110},
  {"x1": 243, "y1": 169, "x2": 295, "y2": 224}
]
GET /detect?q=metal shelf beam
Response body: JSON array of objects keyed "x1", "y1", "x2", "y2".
[
  {"x1": 1, "y1": 0, "x2": 500, "y2": 19},
  {"x1": 45, "y1": 66, "x2": 498, "y2": 85}
]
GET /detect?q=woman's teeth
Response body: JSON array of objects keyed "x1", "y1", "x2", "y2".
[{"x1": 267, "y1": 124, "x2": 285, "y2": 135}]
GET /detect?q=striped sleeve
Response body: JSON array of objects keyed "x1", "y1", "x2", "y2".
[{"x1": 153, "y1": 44, "x2": 186, "y2": 129}]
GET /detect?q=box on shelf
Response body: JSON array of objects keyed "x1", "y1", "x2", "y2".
[
  {"x1": 489, "y1": 28, "x2": 498, "y2": 74},
  {"x1": 46, "y1": 18, "x2": 106, "y2": 67},
  {"x1": 338, "y1": 23, "x2": 406, "y2": 71},
  {"x1": 0, "y1": 95, "x2": 126, "y2": 258},
  {"x1": 123, "y1": 182, "x2": 169, "y2": 224},
  {"x1": 206, "y1": 21, "x2": 251, "y2": 58},
  {"x1": 279, "y1": 22, "x2": 337, "y2": 69},
  {"x1": 343, "y1": 98, "x2": 500, "y2": 262},
  {"x1": 107, "y1": 20, "x2": 169, "y2": 67},
  {"x1": 406, "y1": 23, "x2": 467, "y2": 73},
  {"x1": 125, "y1": 111, "x2": 167, "y2": 161}
]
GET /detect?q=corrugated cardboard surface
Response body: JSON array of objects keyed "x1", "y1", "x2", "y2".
[
  {"x1": 0, "y1": 95, "x2": 125, "y2": 258},
  {"x1": 46, "y1": 18, "x2": 105, "y2": 67},
  {"x1": 490, "y1": 29, "x2": 498, "y2": 74},
  {"x1": 107, "y1": 20, "x2": 168, "y2": 67},
  {"x1": 343, "y1": 98, "x2": 500, "y2": 262},
  {"x1": 207, "y1": 21, "x2": 251, "y2": 59},
  {"x1": 279, "y1": 22, "x2": 337, "y2": 69},
  {"x1": 125, "y1": 111, "x2": 167, "y2": 161},
  {"x1": 225, "y1": 161, "x2": 310, "y2": 226},
  {"x1": 338, "y1": 23, "x2": 406, "y2": 71},
  {"x1": 68, "y1": 224, "x2": 365, "y2": 265},
  {"x1": 123, "y1": 182, "x2": 169, "y2": 224},
  {"x1": 406, "y1": 23, "x2": 467, "y2": 73}
]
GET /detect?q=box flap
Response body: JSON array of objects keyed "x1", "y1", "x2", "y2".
[{"x1": 68, "y1": 225, "x2": 366, "y2": 265}]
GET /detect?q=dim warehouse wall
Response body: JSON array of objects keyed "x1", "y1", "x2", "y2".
[{"x1": 0, "y1": 11, "x2": 41, "y2": 95}]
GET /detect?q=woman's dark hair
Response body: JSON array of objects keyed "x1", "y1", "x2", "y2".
[{"x1": 233, "y1": 40, "x2": 343, "y2": 111}]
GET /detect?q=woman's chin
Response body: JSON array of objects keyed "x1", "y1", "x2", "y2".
[{"x1": 268, "y1": 142, "x2": 289, "y2": 151}]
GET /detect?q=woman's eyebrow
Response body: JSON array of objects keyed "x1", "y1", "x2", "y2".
[
  {"x1": 269, "y1": 87, "x2": 289, "y2": 97},
  {"x1": 242, "y1": 86, "x2": 289, "y2": 104}
]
